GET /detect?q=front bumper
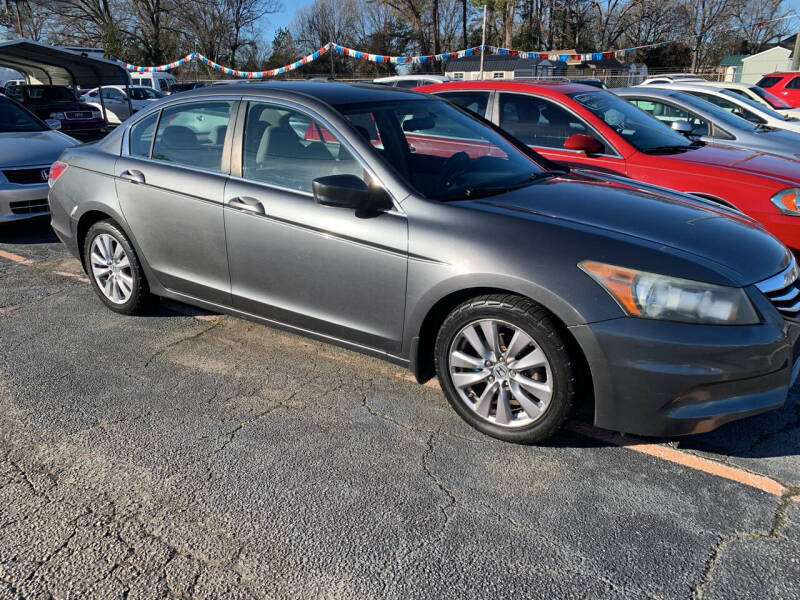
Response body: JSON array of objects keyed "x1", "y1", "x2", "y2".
[
  {"x1": 571, "y1": 290, "x2": 800, "y2": 437},
  {"x1": 0, "y1": 183, "x2": 50, "y2": 222}
]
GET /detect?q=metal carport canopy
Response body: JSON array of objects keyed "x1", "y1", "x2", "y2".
[{"x1": 0, "y1": 39, "x2": 130, "y2": 88}]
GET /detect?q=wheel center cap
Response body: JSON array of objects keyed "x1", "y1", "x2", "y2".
[{"x1": 493, "y1": 363, "x2": 509, "y2": 380}]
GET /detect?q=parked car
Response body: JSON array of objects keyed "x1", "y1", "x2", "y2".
[
  {"x1": 4, "y1": 85, "x2": 106, "y2": 139},
  {"x1": 692, "y1": 80, "x2": 800, "y2": 117},
  {"x1": 614, "y1": 87, "x2": 800, "y2": 160},
  {"x1": 1, "y1": 94, "x2": 78, "y2": 222},
  {"x1": 81, "y1": 85, "x2": 164, "y2": 123},
  {"x1": 373, "y1": 74, "x2": 450, "y2": 89},
  {"x1": 643, "y1": 82, "x2": 800, "y2": 134},
  {"x1": 757, "y1": 72, "x2": 800, "y2": 108},
  {"x1": 570, "y1": 78, "x2": 607, "y2": 89},
  {"x1": 49, "y1": 82, "x2": 800, "y2": 443},
  {"x1": 130, "y1": 72, "x2": 176, "y2": 95},
  {"x1": 420, "y1": 80, "x2": 800, "y2": 251},
  {"x1": 639, "y1": 74, "x2": 705, "y2": 85},
  {"x1": 170, "y1": 81, "x2": 206, "y2": 94}
]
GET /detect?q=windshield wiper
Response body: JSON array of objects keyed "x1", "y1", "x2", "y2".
[{"x1": 462, "y1": 169, "x2": 569, "y2": 200}]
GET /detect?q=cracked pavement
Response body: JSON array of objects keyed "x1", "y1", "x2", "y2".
[{"x1": 0, "y1": 219, "x2": 799, "y2": 599}]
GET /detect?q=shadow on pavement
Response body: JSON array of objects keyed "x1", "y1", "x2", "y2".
[{"x1": 0, "y1": 216, "x2": 59, "y2": 244}]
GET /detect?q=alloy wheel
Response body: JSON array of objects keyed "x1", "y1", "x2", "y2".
[
  {"x1": 448, "y1": 318, "x2": 553, "y2": 428},
  {"x1": 90, "y1": 233, "x2": 133, "y2": 304}
]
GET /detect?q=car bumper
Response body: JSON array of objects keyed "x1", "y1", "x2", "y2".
[
  {"x1": 571, "y1": 293, "x2": 800, "y2": 437},
  {"x1": 0, "y1": 183, "x2": 50, "y2": 222}
]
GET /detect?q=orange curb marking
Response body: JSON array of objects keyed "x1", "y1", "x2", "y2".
[
  {"x1": 0, "y1": 250, "x2": 33, "y2": 265},
  {"x1": 566, "y1": 422, "x2": 787, "y2": 497}
]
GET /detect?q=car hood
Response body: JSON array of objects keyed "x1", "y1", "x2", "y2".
[
  {"x1": 664, "y1": 143, "x2": 800, "y2": 184},
  {"x1": 471, "y1": 171, "x2": 786, "y2": 285},
  {"x1": 0, "y1": 130, "x2": 79, "y2": 167}
]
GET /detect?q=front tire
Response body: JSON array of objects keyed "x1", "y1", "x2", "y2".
[
  {"x1": 83, "y1": 220, "x2": 152, "y2": 315},
  {"x1": 434, "y1": 294, "x2": 576, "y2": 444}
]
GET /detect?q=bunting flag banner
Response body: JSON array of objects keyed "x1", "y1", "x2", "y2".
[{"x1": 108, "y1": 13, "x2": 799, "y2": 78}]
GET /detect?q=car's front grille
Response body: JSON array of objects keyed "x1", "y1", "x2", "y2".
[
  {"x1": 3, "y1": 167, "x2": 49, "y2": 184},
  {"x1": 9, "y1": 199, "x2": 49, "y2": 215},
  {"x1": 756, "y1": 255, "x2": 800, "y2": 317},
  {"x1": 66, "y1": 111, "x2": 93, "y2": 119}
]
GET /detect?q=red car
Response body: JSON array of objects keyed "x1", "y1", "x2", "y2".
[
  {"x1": 757, "y1": 72, "x2": 800, "y2": 108},
  {"x1": 418, "y1": 81, "x2": 800, "y2": 251}
]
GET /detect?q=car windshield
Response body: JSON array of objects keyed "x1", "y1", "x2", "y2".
[
  {"x1": 334, "y1": 98, "x2": 548, "y2": 201},
  {"x1": 569, "y1": 90, "x2": 692, "y2": 152},
  {"x1": 748, "y1": 85, "x2": 792, "y2": 109},
  {"x1": 717, "y1": 88, "x2": 788, "y2": 121},
  {"x1": 131, "y1": 87, "x2": 163, "y2": 100},
  {"x1": 22, "y1": 86, "x2": 77, "y2": 103},
  {"x1": 0, "y1": 96, "x2": 46, "y2": 132},
  {"x1": 669, "y1": 91, "x2": 758, "y2": 131}
]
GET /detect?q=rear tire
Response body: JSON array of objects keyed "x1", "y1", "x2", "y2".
[
  {"x1": 83, "y1": 220, "x2": 152, "y2": 315},
  {"x1": 434, "y1": 294, "x2": 576, "y2": 444}
]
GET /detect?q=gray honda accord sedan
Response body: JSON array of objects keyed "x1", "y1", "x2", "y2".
[{"x1": 48, "y1": 82, "x2": 800, "y2": 443}]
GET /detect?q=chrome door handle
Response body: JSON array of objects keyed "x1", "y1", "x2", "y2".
[
  {"x1": 120, "y1": 169, "x2": 145, "y2": 184},
  {"x1": 228, "y1": 196, "x2": 265, "y2": 215}
]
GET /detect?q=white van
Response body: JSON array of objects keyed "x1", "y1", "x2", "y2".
[{"x1": 130, "y1": 72, "x2": 176, "y2": 94}]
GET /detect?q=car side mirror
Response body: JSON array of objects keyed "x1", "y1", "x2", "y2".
[
  {"x1": 563, "y1": 133, "x2": 604, "y2": 154},
  {"x1": 671, "y1": 120, "x2": 693, "y2": 135},
  {"x1": 312, "y1": 174, "x2": 392, "y2": 212},
  {"x1": 45, "y1": 119, "x2": 61, "y2": 130}
]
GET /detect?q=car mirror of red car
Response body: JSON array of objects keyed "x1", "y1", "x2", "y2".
[{"x1": 563, "y1": 133, "x2": 604, "y2": 155}]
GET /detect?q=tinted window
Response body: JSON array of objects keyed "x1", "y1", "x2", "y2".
[
  {"x1": 129, "y1": 111, "x2": 159, "y2": 157},
  {"x1": 570, "y1": 90, "x2": 692, "y2": 152},
  {"x1": 395, "y1": 79, "x2": 420, "y2": 89},
  {"x1": 787, "y1": 76, "x2": 800, "y2": 90},
  {"x1": 22, "y1": 86, "x2": 77, "y2": 103},
  {"x1": 242, "y1": 102, "x2": 363, "y2": 194},
  {"x1": 437, "y1": 91, "x2": 490, "y2": 117},
  {"x1": 499, "y1": 93, "x2": 604, "y2": 151},
  {"x1": 0, "y1": 97, "x2": 45, "y2": 133},
  {"x1": 151, "y1": 101, "x2": 233, "y2": 171},
  {"x1": 628, "y1": 98, "x2": 710, "y2": 136},
  {"x1": 757, "y1": 76, "x2": 781, "y2": 88}
]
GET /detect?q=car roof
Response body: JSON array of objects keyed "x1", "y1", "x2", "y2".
[
  {"x1": 614, "y1": 87, "x2": 682, "y2": 97},
  {"x1": 762, "y1": 72, "x2": 799, "y2": 77},
  {"x1": 417, "y1": 80, "x2": 597, "y2": 95},
  {"x1": 171, "y1": 80, "x2": 427, "y2": 105}
]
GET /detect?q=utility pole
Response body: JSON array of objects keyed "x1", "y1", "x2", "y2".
[
  {"x1": 479, "y1": 3, "x2": 487, "y2": 81},
  {"x1": 462, "y1": 0, "x2": 467, "y2": 48},
  {"x1": 792, "y1": 19, "x2": 800, "y2": 71}
]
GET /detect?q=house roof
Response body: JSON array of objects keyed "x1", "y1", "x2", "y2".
[
  {"x1": 444, "y1": 54, "x2": 550, "y2": 72},
  {"x1": 719, "y1": 54, "x2": 746, "y2": 67}
]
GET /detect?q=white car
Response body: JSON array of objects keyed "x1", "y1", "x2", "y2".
[
  {"x1": 373, "y1": 74, "x2": 450, "y2": 89},
  {"x1": 686, "y1": 80, "x2": 800, "y2": 118},
  {"x1": 81, "y1": 85, "x2": 164, "y2": 124},
  {"x1": 642, "y1": 82, "x2": 800, "y2": 134},
  {"x1": 639, "y1": 74, "x2": 706, "y2": 85}
]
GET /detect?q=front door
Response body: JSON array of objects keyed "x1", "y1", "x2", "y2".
[
  {"x1": 223, "y1": 100, "x2": 408, "y2": 353},
  {"x1": 115, "y1": 99, "x2": 237, "y2": 304}
]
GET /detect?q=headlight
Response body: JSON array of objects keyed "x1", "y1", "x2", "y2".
[
  {"x1": 770, "y1": 188, "x2": 800, "y2": 216},
  {"x1": 49, "y1": 112, "x2": 65, "y2": 119},
  {"x1": 579, "y1": 261, "x2": 759, "y2": 325}
]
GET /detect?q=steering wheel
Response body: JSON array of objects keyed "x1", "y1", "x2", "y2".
[{"x1": 437, "y1": 152, "x2": 470, "y2": 194}]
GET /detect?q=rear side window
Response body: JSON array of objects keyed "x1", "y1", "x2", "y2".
[
  {"x1": 129, "y1": 111, "x2": 159, "y2": 157},
  {"x1": 151, "y1": 100, "x2": 234, "y2": 171},
  {"x1": 787, "y1": 77, "x2": 800, "y2": 90},
  {"x1": 757, "y1": 76, "x2": 781, "y2": 88},
  {"x1": 394, "y1": 79, "x2": 420, "y2": 89},
  {"x1": 437, "y1": 91, "x2": 490, "y2": 117},
  {"x1": 241, "y1": 102, "x2": 362, "y2": 193}
]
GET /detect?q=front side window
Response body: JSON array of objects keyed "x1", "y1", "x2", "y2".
[
  {"x1": 102, "y1": 88, "x2": 125, "y2": 101},
  {"x1": 628, "y1": 98, "x2": 710, "y2": 136},
  {"x1": 570, "y1": 90, "x2": 692, "y2": 153},
  {"x1": 335, "y1": 98, "x2": 548, "y2": 201},
  {"x1": 0, "y1": 97, "x2": 46, "y2": 133},
  {"x1": 128, "y1": 111, "x2": 159, "y2": 157},
  {"x1": 151, "y1": 100, "x2": 233, "y2": 171},
  {"x1": 499, "y1": 92, "x2": 606, "y2": 151},
  {"x1": 437, "y1": 91, "x2": 490, "y2": 117},
  {"x1": 242, "y1": 102, "x2": 363, "y2": 193}
]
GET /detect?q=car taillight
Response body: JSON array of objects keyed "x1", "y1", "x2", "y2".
[{"x1": 48, "y1": 161, "x2": 68, "y2": 187}]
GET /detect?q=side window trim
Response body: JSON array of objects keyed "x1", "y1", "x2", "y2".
[{"x1": 497, "y1": 92, "x2": 621, "y2": 158}]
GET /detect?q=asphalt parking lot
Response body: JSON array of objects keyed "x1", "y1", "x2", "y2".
[{"x1": 0, "y1": 218, "x2": 798, "y2": 599}]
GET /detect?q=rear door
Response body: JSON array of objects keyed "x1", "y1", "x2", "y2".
[{"x1": 115, "y1": 98, "x2": 238, "y2": 304}]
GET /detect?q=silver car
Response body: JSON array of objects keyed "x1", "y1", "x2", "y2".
[
  {"x1": 615, "y1": 87, "x2": 800, "y2": 160},
  {"x1": 0, "y1": 94, "x2": 78, "y2": 222}
]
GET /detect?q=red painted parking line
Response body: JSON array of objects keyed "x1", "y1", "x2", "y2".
[
  {"x1": 566, "y1": 422, "x2": 788, "y2": 497},
  {"x1": 0, "y1": 250, "x2": 33, "y2": 265}
]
